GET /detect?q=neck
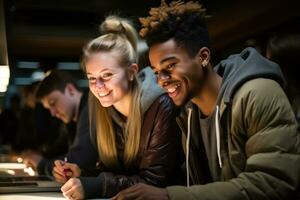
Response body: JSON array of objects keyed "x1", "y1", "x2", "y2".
[
  {"x1": 113, "y1": 92, "x2": 132, "y2": 117},
  {"x1": 191, "y1": 71, "x2": 222, "y2": 117},
  {"x1": 73, "y1": 91, "x2": 83, "y2": 122}
]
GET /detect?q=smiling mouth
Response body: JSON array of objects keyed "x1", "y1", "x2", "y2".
[
  {"x1": 98, "y1": 91, "x2": 111, "y2": 97},
  {"x1": 163, "y1": 82, "x2": 181, "y2": 97}
]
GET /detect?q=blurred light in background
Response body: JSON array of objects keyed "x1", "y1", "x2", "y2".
[
  {"x1": 57, "y1": 62, "x2": 80, "y2": 70},
  {"x1": 24, "y1": 167, "x2": 35, "y2": 176},
  {"x1": 17, "y1": 157, "x2": 23, "y2": 163},
  {"x1": 0, "y1": 163, "x2": 36, "y2": 176},
  {"x1": 14, "y1": 77, "x2": 32, "y2": 85},
  {"x1": 77, "y1": 79, "x2": 88, "y2": 88},
  {"x1": 14, "y1": 71, "x2": 45, "y2": 85},
  {"x1": 17, "y1": 61, "x2": 39, "y2": 69},
  {"x1": 137, "y1": 40, "x2": 148, "y2": 54},
  {"x1": 0, "y1": 65, "x2": 10, "y2": 92},
  {"x1": 31, "y1": 71, "x2": 45, "y2": 82},
  {"x1": 0, "y1": 163, "x2": 26, "y2": 169},
  {"x1": 6, "y1": 169, "x2": 15, "y2": 175}
]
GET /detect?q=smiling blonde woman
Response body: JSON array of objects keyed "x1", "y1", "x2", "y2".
[{"x1": 53, "y1": 15, "x2": 183, "y2": 200}]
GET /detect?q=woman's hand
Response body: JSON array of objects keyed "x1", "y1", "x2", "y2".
[
  {"x1": 61, "y1": 178, "x2": 84, "y2": 200},
  {"x1": 53, "y1": 160, "x2": 81, "y2": 183},
  {"x1": 22, "y1": 150, "x2": 43, "y2": 169}
]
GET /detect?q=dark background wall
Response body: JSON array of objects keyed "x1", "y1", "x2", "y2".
[{"x1": 1, "y1": 0, "x2": 299, "y2": 108}]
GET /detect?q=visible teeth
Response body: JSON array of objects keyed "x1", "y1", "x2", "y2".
[
  {"x1": 98, "y1": 91, "x2": 110, "y2": 97},
  {"x1": 167, "y1": 84, "x2": 180, "y2": 93},
  {"x1": 168, "y1": 87, "x2": 176, "y2": 93}
]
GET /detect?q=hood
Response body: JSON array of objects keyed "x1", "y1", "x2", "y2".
[
  {"x1": 138, "y1": 67, "x2": 165, "y2": 113},
  {"x1": 181, "y1": 48, "x2": 285, "y2": 186},
  {"x1": 214, "y1": 47, "x2": 285, "y2": 105}
]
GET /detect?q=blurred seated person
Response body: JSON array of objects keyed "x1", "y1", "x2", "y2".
[
  {"x1": 267, "y1": 33, "x2": 300, "y2": 123},
  {"x1": 0, "y1": 94, "x2": 21, "y2": 151},
  {"x1": 14, "y1": 82, "x2": 39, "y2": 152},
  {"x1": 16, "y1": 81, "x2": 70, "y2": 158},
  {"x1": 23, "y1": 70, "x2": 98, "y2": 176}
]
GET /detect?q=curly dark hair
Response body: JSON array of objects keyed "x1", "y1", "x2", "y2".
[{"x1": 139, "y1": 0, "x2": 210, "y2": 57}]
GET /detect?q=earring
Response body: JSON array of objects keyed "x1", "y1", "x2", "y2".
[{"x1": 130, "y1": 76, "x2": 134, "y2": 81}]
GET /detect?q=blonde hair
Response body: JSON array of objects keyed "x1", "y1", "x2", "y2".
[{"x1": 83, "y1": 16, "x2": 142, "y2": 169}]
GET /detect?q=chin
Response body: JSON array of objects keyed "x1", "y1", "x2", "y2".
[
  {"x1": 98, "y1": 100, "x2": 113, "y2": 107},
  {"x1": 62, "y1": 118, "x2": 70, "y2": 124},
  {"x1": 172, "y1": 93, "x2": 188, "y2": 106},
  {"x1": 173, "y1": 99, "x2": 185, "y2": 106}
]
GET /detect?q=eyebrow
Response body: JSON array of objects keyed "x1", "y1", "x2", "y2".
[
  {"x1": 86, "y1": 68, "x2": 111, "y2": 75},
  {"x1": 160, "y1": 56, "x2": 177, "y2": 65}
]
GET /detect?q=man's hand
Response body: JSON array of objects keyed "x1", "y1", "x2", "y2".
[
  {"x1": 112, "y1": 183, "x2": 169, "y2": 200},
  {"x1": 53, "y1": 160, "x2": 81, "y2": 183},
  {"x1": 22, "y1": 150, "x2": 43, "y2": 169}
]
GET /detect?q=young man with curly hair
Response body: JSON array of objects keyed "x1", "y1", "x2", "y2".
[{"x1": 112, "y1": 1, "x2": 300, "y2": 200}]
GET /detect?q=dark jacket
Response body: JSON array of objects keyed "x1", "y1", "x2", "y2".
[
  {"x1": 80, "y1": 67, "x2": 183, "y2": 198},
  {"x1": 37, "y1": 91, "x2": 98, "y2": 175},
  {"x1": 168, "y1": 48, "x2": 300, "y2": 199}
]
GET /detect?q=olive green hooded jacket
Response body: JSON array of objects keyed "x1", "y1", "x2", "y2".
[{"x1": 168, "y1": 47, "x2": 300, "y2": 199}]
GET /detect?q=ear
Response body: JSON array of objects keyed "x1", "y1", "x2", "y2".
[
  {"x1": 40, "y1": 98, "x2": 48, "y2": 109},
  {"x1": 65, "y1": 83, "x2": 76, "y2": 96},
  {"x1": 196, "y1": 47, "x2": 211, "y2": 67},
  {"x1": 128, "y1": 63, "x2": 139, "y2": 81}
]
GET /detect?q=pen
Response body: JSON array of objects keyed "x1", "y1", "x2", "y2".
[
  {"x1": 64, "y1": 157, "x2": 68, "y2": 164},
  {"x1": 63, "y1": 157, "x2": 70, "y2": 178}
]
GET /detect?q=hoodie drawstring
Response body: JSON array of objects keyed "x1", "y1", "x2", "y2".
[
  {"x1": 215, "y1": 105, "x2": 223, "y2": 168},
  {"x1": 186, "y1": 106, "x2": 222, "y2": 187},
  {"x1": 186, "y1": 108, "x2": 192, "y2": 187}
]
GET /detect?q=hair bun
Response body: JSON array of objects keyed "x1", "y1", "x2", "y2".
[{"x1": 100, "y1": 16, "x2": 126, "y2": 35}]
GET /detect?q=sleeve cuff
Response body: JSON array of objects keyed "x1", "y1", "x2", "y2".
[
  {"x1": 37, "y1": 159, "x2": 53, "y2": 176},
  {"x1": 167, "y1": 186, "x2": 195, "y2": 200},
  {"x1": 80, "y1": 174, "x2": 105, "y2": 199}
]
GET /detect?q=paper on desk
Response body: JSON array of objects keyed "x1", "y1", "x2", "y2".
[
  {"x1": 0, "y1": 192, "x2": 64, "y2": 200},
  {"x1": 0, "y1": 163, "x2": 26, "y2": 169},
  {"x1": 0, "y1": 192, "x2": 110, "y2": 200}
]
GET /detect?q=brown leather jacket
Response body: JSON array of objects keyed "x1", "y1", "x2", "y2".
[{"x1": 81, "y1": 93, "x2": 183, "y2": 198}]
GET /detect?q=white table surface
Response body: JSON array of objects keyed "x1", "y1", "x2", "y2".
[
  {"x1": 0, "y1": 192, "x2": 64, "y2": 200},
  {"x1": 0, "y1": 192, "x2": 109, "y2": 200}
]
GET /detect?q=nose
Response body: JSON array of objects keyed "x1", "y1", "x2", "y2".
[
  {"x1": 157, "y1": 71, "x2": 171, "y2": 85},
  {"x1": 95, "y1": 78, "x2": 105, "y2": 89}
]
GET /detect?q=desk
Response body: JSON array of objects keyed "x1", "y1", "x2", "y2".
[
  {"x1": 0, "y1": 156, "x2": 108, "y2": 199},
  {"x1": 0, "y1": 192, "x2": 64, "y2": 200},
  {"x1": 0, "y1": 192, "x2": 109, "y2": 200}
]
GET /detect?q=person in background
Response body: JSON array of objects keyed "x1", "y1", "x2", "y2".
[
  {"x1": 20, "y1": 81, "x2": 72, "y2": 165},
  {"x1": 15, "y1": 82, "x2": 40, "y2": 152},
  {"x1": 266, "y1": 33, "x2": 300, "y2": 123},
  {"x1": 33, "y1": 94, "x2": 72, "y2": 159},
  {"x1": 113, "y1": 1, "x2": 300, "y2": 200},
  {"x1": 0, "y1": 83, "x2": 70, "y2": 157},
  {"x1": 0, "y1": 94, "x2": 21, "y2": 150},
  {"x1": 53, "y1": 15, "x2": 183, "y2": 199},
  {"x1": 23, "y1": 70, "x2": 98, "y2": 176}
]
